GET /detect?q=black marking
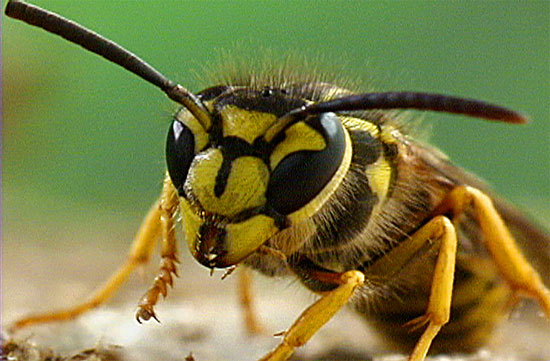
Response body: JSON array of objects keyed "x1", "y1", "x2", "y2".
[
  {"x1": 198, "y1": 85, "x2": 231, "y2": 101},
  {"x1": 212, "y1": 135, "x2": 274, "y2": 198},
  {"x1": 208, "y1": 109, "x2": 225, "y2": 146},
  {"x1": 381, "y1": 141, "x2": 398, "y2": 200},
  {"x1": 214, "y1": 155, "x2": 232, "y2": 198},
  {"x1": 350, "y1": 130, "x2": 383, "y2": 167},
  {"x1": 311, "y1": 167, "x2": 378, "y2": 252},
  {"x1": 383, "y1": 142, "x2": 398, "y2": 160},
  {"x1": 215, "y1": 88, "x2": 306, "y2": 118},
  {"x1": 261, "y1": 205, "x2": 288, "y2": 230},
  {"x1": 252, "y1": 137, "x2": 277, "y2": 168},
  {"x1": 221, "y1": 136, "x2": 266, "y2": 159}
]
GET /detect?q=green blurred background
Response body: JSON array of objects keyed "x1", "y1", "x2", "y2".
[{"x1": 2, "y1": 0, "x2": 549, "y2": 248}]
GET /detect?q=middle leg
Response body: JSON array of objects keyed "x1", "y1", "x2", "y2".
[{"x1": 364, "y1": 215, "x2": 458, "y2": 361}]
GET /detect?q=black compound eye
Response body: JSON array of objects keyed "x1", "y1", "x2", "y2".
[
  {"x1": 266, "y1": 113, "x2": 346, "y2": 215},
  {"x1": 166, "y1": 120, "x2": 195, "y2": 193}
]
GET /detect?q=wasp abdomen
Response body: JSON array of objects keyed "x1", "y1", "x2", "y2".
[{"x1": 358, "y1": 261, "x2": 509, "y2": 353}]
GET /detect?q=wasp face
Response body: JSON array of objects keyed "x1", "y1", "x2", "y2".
[{"x1": 165, "y1": 85, "x2": 350, "y2": 268}]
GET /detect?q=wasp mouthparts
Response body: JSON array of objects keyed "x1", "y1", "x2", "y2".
[{"x1": 195, "y1": 222, "x2": 229, "y2": 268}]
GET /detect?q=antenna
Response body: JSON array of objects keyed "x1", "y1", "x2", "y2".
[
  {"x1": 265, "y1": 91, "x2": 526, "y2": 143},
  {"x1": 4, "y1": 0, "x2": 212, "y2": 129}
]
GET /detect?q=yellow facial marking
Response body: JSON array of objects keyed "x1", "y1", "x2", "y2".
[
  {"x1": 180, "y1": 197, "x2": 202, "y2": 255},
  {"x1": 221, "y1": 106, "x2": 278, "y2": 144},
  {"x1": 176, "y1": 108, "x2": 209, "y2": 152},
  {"x1": 186, "y1": 149, "x2": 269, "y2": 217},
  {"x1": 223, "y1": 214, "x2": 279, "y2": 265},
  {"x1": 270, "y1": 122, "x2": 326, "y2": 170}
]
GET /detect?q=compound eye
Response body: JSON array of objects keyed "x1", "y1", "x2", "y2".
[
  {"x1": 266, "y1": 113, "x2": 346, "y2": 215},
  {"x1": 166, "y1": 120, "x2": 195, "y2": 193}
]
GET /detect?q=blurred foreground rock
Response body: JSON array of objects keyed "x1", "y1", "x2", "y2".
[
  {"x1": 3, "y1": 239, "x2": 549, "y2": 361},
  {"x1": 3, "y1": 297, "x2": 549, "y2": 361}
]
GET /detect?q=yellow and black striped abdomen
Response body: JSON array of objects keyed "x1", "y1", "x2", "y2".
[{"x1": 358, "y1": 257, "x2": 510, "y2": 353}]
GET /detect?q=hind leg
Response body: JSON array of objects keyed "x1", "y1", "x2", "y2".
[
  {"x1": 364, "y1": 215, "x2": 458, "y2": 361},
  {"x1": 436, "y1": 185, "x2": 550, "y2": 315}
]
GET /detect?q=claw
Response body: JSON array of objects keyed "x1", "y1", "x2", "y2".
[
  {"x1": 135, "y1": 306, "x2": 160, "y2": 324},
  {"x1": 136, "y1": 312, "x2": 144, "y2": 324},
  {"x1": 221, "y1": 265, "x2": 237, "y2": 280},
  {"x1": 152, "y1": 313, "x2": 161, "y2": 323},
  {"x1": 403, "y1": 314, "x2": 431, "y2": 332}
]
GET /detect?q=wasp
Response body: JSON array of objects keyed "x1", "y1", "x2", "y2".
[{"x1": 4, "y1": 1, "x2": 549, "y2": 360}]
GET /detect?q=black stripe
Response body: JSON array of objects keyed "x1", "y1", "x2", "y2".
[
  {"x1": 215, "y1": 88, "x2": 306, "y2": 118},
  {"x1": 214, "y1": 156, "x2": 232, "y2": 198},
  {"x1": 213, "y1": 136, "x2": 271, "y2": 198},
  {"x1": 311, "y1": 167, "x2": 378, "y2": 251},
  {"x1": 198, "y1": 85, "x2": 231, "y2": 101},
  {"x1": 350, "y1": 130, "x2": 383, "y2": 167}
]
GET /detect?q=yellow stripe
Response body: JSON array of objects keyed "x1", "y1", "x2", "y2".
[
  {"x1": 190, "y1": 149, "x2": 269, "y2": 217},
  {"x1": 269, "y1": 122, "x2": 326, "y2": 170},
  {"x1": 221, "y1": 105, "x2": 277, "y2": 144},
  {"x1": 365, "y1": 125, "x2": 397, "y2": 201},
  {"x1": 341, "y1": 116, "x2": 379, "y2": 135},
  {"x1": 175, "y1": 108, "x2": 209, "y2": 153},
  {"x1": 366, "y1": 156, "x2": 391, "y2": 200}
]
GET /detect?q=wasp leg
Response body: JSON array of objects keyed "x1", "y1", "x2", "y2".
[
  {"x1": 258, "y1": 270, "x2": 364, "y2": 361},
  {"x1": 436, "y1": 185, "x2": 550, "y2": 316},
  {"x1": 365, "y1": 215, "x2": 457, "y2": 361},
  {"x1": 10, "y1": 198, "x2": 163, "y2": 332},
  {"x1": 135, "y1": 174, "x2": 180, "y2": 322},
  {"x1": 238, "y1": 267, "x2": 265, "y2": 334}
]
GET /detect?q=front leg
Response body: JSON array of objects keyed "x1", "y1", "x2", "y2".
[
  {"x1": 135, "y1": 173, "x2": 180, "y2": 322},
  {"x1": 10, "y1": 198, "x2": 163, "y2": 332},
  {"x1": 259, "y1": 270, "x2": 365, "y2": 361}
]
